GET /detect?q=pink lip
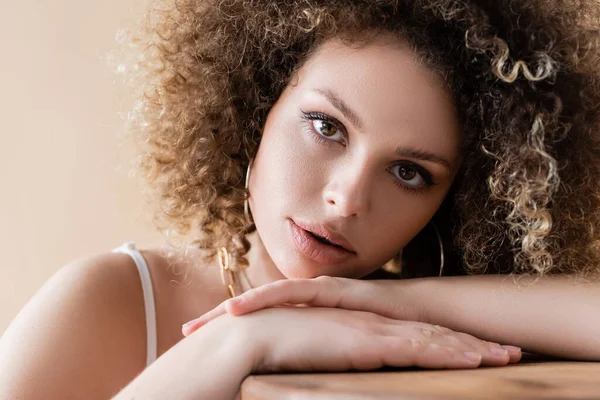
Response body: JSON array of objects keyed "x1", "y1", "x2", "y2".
[
  {"x1": 293, "y1": 220, "x2": 356, "y2": 252},
  {"x1": 289, "y1": 219, "x2": 356, "y2": 265}
]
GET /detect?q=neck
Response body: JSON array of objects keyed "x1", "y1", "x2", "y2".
[{"x1": 242, "y1": 231, "x2": 287, "y2": 290}]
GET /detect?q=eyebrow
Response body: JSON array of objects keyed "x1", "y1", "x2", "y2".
[
  {"x1": 313, "y1": 88, "x2": 364, "y2": 130},
  {"x1": 396, "y1": 147, "x2": 452, "y2": 171},
  {"x1": 313, "y1": 87, "x2": 452, "y2": 171}
]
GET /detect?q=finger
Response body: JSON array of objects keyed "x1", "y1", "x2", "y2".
[
  {"x1": 227, "y1": 277, "x2": 420, "y2": 322},
  {"x1": 377, "y1": 324, "x2": 513, "y2": 369},
  {"x1": 502, "y1": 345, "x2": 523, "y2": 363},
  {"x1": 456, "y1": 340, "x2": 521, "y2": 366},
  {"x1": 181, "y1": 300, "x2": 229, "y2": 336},
  {"x1": 463, "y1": 343, "x2": 521, "y2": 366},
  {"x1": 227, "y1": 276, "x2": 397, "y2": 316},
  {"x1": 440, "y1": 331, "x2": 515, "y2": 367},
  {"x1": 182, "y1": 298, "x2": 313, "y2": 337},
  {"x1": 478, "y1": 342, "x2": 523, "y2": 366},
  {"x1": 183, "y1": 276, "x2": 351, "y2": 337},
  {"x1": 415, "y1": 343, "x2": 484, "y2": 369},
  {"x1": 456, "y1": 335, "x2": 521, "y2": 366},
  {"x1": 408, "y1": 325, "x2": 515, "y2": 367},
  {"x1": 226, "y1": 277, "x2": 346, "y2": 315},
  {"x1": 381, "y1": 338, "x2": 482, "y2": 370}
]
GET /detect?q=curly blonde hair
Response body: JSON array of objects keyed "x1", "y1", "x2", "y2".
[{"x1": 120, "y1": 0, "x2": 600, "y2": 279}]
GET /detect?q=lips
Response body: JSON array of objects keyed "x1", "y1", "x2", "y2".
[
  {"x1": 293, "y1": 220, "x2": 356, "y2": 253},
  {"x1": 289, "y1": 219, "x2": 356, "y2": 265}
]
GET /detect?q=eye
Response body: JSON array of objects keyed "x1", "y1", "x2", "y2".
[
  {"x1": 389, "y1": 163, "x2": 434, "y2": 190},
  {"x1": 313, "y1": 119, "x2": 341, "y2": 139},
  {"x1": 301, "y1": 111, "x2": 346, "y2": 144}
]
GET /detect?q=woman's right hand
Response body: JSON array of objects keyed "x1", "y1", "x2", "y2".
[{"x1": 207, "y1": 306, "x2": 520, "y2": 374}]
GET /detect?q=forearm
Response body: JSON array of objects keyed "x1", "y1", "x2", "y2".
[
  {"x1": 406, "y1": 274, "x2": 600, "y2": 360},
  {"x1": 113, "y1": 316, "x2": 256, "y2": 400}
]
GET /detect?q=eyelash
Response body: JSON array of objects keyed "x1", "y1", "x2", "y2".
[
  {"x1": 300, "y1": 110, "x2": 436, "y2": 195},
  {"x1": 300, "y1": 110, "x2": 346, "y2": 146},
  {"x1": 388, "y1": 163, "x2": 435, "y2": 195}
]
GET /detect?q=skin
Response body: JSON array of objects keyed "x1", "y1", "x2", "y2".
[
  {"x1": 0, "y1": 34, "x2": 519, "y2": 400},
  {"x1": 186, "y1": 32, "x2": 597, "y2": 366},
  {"x1": 245, "y1": 34, "x2": 462, "y2": 285},
  {"x1": 176, "y1": 33, "x2": 517, "y2": 370}
]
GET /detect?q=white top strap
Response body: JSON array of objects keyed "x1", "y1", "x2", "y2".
[{"x1": 112, "y1": 241, "x2": 157, "y2": 367}]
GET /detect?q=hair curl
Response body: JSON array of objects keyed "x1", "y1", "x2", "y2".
[{"x1": 119, "y1": 0, "x2": 600, "y2": 279}]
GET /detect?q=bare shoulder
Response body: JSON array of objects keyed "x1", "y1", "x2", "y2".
[
  {"x1": 0, "y1": 250, "x2": 158, "y2": 399},
  {"x1": 0, "y1": 245, "x2": 227, "y2": 400}
]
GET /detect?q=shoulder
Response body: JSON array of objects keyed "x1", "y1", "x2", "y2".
[
  {"x1": 0, "y1": 246, "x2": 226, "y2": 399},
  {"x1": 0, "y1": 250, "x2": 150, "y2": 399},
  {"x1": 0, "y1": 244, "x2": 228, "y2": 399}
]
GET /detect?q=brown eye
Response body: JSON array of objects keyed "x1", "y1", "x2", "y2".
[
  {"x1": 302, "y1": 111, "x2": 346, "y2": 144},
  {"x1": 313, "y1": 120, "x2": 338, "y2": 137},
  {"x1": 390, "y1": 164, "x2": 426, "y2": 188},
  {"x1": 398, "y1": 166, "x2": 417, "y2": 181}
]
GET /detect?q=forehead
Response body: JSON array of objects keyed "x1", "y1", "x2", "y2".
[{"x1": 290, "y1": 36, "x2": 461, "y2": 160}]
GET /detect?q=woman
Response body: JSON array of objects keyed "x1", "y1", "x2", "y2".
[{"x1": 1, "y1": 0, "x2": 599, "y2": 399}]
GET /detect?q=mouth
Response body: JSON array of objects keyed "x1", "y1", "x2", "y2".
[
  {"x1": 288, "y1": 219, "x2": 357, "y2": 265},
  {"x1": 293, "y1": 220, "x2": 356, "y2": 253},
  {"x1": 307, "y1": 231, "x2": 348, "y2": 251}
]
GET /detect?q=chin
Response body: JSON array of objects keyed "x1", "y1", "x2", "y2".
[
  {"x1": 275, "y1": 261, "x2": 323, "y2": 279},
  {"x1": 273, "y1": 257, "x2": 366, "y2": 280}
]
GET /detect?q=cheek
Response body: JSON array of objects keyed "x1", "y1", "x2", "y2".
[
  {"x1": 357, "y1": 192, "x2": 448, "y2": 267},
  {"x1": 377, "y1": 204, "x2": 430, "y2": 245},
  {"x1": 249, "y1": 116, "x2": 318, "y2": 219}
]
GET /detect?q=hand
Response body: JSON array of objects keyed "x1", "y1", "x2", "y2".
[
  {"x1": 202, "y1": 306, "x2": 518, "y2": 372},
  {"x1": 182, "y1": 276, "x2": 522, "y2": 364},
  {"x1": 183, "y1": 276, "x2": 425, "y2": 332}
]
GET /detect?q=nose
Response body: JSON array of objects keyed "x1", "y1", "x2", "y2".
[{"x1": 322, "y1": 164, "x2": 372, "y2": 218}]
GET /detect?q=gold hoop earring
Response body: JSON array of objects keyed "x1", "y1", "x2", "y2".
[
  {"x1": 430, "y1": 222, "x2": 445, "y2": 277},
  {"x1": 244, "y1": 159, "x2": 253, "y2": 224},
  {"x1": 218, "y1": 247, "x2": 237, "y2": 298},
  {"x1": 218, "y1": 247, "x2": 254, "y2": 298}
]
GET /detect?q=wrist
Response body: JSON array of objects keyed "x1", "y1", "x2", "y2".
[
  {"x1": 115, "y1": 313, "x2": 261, "y2": 400},
  {"x1": 384, "y1": 277, "x2": 436, "y2": 324},
  {"x1": 191, "y1": 313, "x2": 265, "y2": 375}
]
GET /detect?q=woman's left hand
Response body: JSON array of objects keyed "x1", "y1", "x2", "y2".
[{"x1": 182, "y1": 276, "x2": 426, "y2": 337}]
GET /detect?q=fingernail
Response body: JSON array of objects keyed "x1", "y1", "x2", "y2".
[
  {"x1": 490, "y1": 347, "x2": 508, "y2": 356},
  {"x1": 464, "y1": 352, "x2": 482, "y2": 362},
  {"x1": 502, "y1": 345, "x2": 522, "y2": 354},
  {"x1": 232, "y1": 296, "x2": 246, "y2": 305},
  {"x1": 228, "y1": 297, "x2": 241, "y2": 306},
  {"x1": 182, "y1": 318, "x2": 199, "y2": 329},
  {"x1": 226, "y1": 297, "x2": 246, "y2": 311}
]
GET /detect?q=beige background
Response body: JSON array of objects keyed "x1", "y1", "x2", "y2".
[{"x1": 0, "y1": 1, "x2": 162, "y2": 334}]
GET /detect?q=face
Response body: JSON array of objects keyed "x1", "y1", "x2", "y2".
[{"x1": 248, "y1": 34, "x2": 462, "y2": 279}]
